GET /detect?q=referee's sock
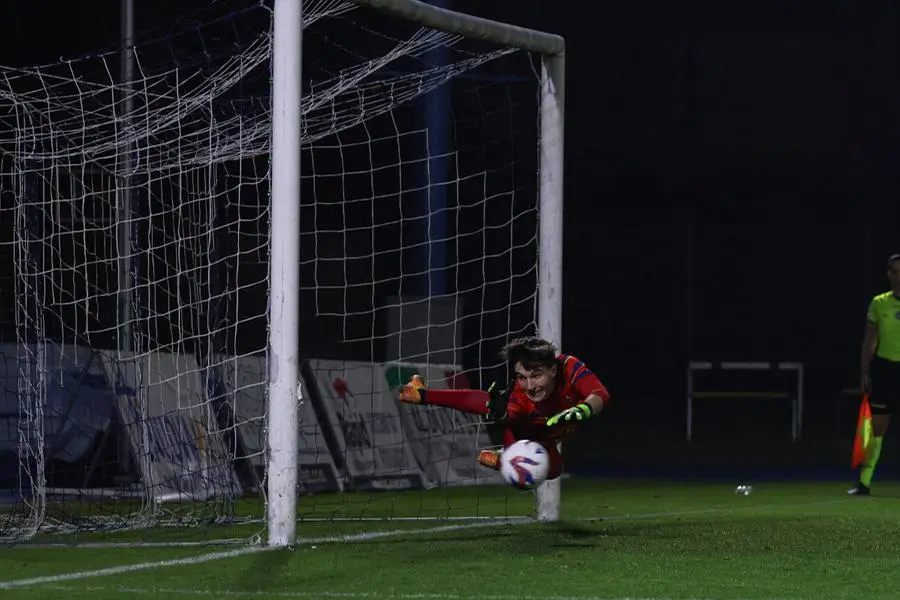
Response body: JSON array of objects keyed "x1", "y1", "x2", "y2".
[{"x1": 860, "y1": 436, "x2": 884, "y2": 487}]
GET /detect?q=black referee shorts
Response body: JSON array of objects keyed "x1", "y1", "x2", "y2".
[{"x1": 869, "y1": 356, "x2": 900, "y2": 415}]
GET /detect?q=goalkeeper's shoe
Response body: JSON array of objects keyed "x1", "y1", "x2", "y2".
[
  {"x1": 398, "y1": 375, "x2": 428, "y2": 404},
  {"x1": 477, "y1": 449, "x2": 502, "y2": 471}
]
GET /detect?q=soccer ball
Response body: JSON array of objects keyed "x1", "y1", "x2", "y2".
[{"x1": 500, "y1": 440, "x2": 550, "y2": 490}]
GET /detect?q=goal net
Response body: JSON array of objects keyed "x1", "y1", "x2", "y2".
[{"x1": 0, "y1": 0, "x2": 564, "y2": 544}]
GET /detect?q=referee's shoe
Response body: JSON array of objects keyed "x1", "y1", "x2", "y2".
[{"x1": 848, "y1": 482, "x2": 871, "y2": 496}]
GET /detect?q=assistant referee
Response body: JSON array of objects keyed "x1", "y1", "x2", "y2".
[{"x1": 850, "y1": 254, "x2": 900, "y2": 496}]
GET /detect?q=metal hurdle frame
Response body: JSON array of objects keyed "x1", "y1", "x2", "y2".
[{"x1": 686, "y1": 361, "x2": 805, "y2": 442}]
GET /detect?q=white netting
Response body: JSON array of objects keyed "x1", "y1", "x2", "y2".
[{"x1": 0, "y1": 0, "x2": 551, "y2": 543}]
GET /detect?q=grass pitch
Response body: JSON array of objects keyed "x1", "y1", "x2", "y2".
[{"x1": 1, "y1": 478, "x2": 897, "y2": 599}]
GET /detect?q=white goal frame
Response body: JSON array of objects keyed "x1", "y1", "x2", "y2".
[{"x1": 266, "y1": 0, "x2": 566, "y2": 547}]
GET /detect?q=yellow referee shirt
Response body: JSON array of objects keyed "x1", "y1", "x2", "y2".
[{"x1": 867, "y1": 292, "x2": 900, "y2": 362}]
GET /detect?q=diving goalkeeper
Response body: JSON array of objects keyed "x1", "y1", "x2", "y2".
[{"x1": 398, "y1": 336, "x2": 611, "y2": 480}]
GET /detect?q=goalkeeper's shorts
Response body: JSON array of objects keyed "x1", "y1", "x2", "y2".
[{"x1": 541, "y1": 444, "x2": 564, "y2": 480}]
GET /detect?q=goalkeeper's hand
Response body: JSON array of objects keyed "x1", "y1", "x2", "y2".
[
  {"x1": 546, "y1": 403, "x2": 593, "y2": 427},
  {"x1": 485, "y1": 381, "x2": 510, "y2": 422}
]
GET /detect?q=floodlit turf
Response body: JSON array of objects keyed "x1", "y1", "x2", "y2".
[{"x1": 2, "y1": 478, "x2": 899, "y2": 599}]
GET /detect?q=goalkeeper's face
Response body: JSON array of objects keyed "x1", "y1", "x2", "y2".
[{"x1": 513, "y1": 362, "x2": 558, "y2": 403}]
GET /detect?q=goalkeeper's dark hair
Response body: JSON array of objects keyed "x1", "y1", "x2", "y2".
[
  {"x1": 500, "y1": 337, "x2": 558, "y2": 371},
  {"x1": 889, "y1": 254, "x2": 900, "y2": 269}
]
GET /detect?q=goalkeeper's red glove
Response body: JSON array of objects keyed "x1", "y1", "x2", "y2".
[{"x1": 546, "y1": 403, "x2": 593, "y2": 427}]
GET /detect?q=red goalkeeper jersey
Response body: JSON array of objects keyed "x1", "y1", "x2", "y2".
[{"x1": 504, "y1": 353, "x2": 610, "y2": 446}]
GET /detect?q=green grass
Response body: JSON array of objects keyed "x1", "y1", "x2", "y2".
[{"x1": 2, "y1": 478, "x2": 899, "y2": 599}]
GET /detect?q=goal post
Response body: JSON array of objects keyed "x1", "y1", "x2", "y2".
[
  {"x1": 267, "y1": 0, "x2": 305, "y2": 549},
  {"x1": 267, "y1": 0, "x2": 566, "y2": 544},
  {"x1": 536, "y1": 44, "x2": 565, "y2": 525}
]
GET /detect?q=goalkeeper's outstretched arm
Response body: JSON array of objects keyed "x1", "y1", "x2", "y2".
[
  {"x1": 545, "y1": 392, "x2": 606, "y2": 426},
  {"x1": 545, "y1": 354, "x2": 611, "y2": 426}
]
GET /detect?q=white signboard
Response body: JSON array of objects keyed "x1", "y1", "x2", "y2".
[
  {"x1": 101, "y1": 351, "x2": 242, "y2": 503},
  {"x1": 218, "y1": 354, "x2": 342, "y2": 493},
  {"x1": 384, "y1": 362, "x2": 506, "y2": 487},
  {"x1": 307, "y1": 359, "x2": 426, "y2": 491}
]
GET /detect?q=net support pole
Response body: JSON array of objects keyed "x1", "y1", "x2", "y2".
[
  {"x1": 118, "y1": 0, "x2": 140, "y2": 483},
  {"x1": 425, "y1": 0, "x2": 449, "y2": 297},
  {"x1": 536, "y1": 51, "x2": 565, "y2": 522},
  {"x1": 267, "y1": 0, "x2": 303, "y2": 548},
  {"x1": 118, "y1": 0, "x2": 135, "y2": 352}
]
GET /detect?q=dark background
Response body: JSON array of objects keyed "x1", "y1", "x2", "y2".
[{"x1": 1, "y1": 0, "x2": 899, "y2": 481}]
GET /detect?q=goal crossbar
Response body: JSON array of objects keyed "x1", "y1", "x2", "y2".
[{"x1": 349, "y1": 0, "x2": 565, "y2": 56}]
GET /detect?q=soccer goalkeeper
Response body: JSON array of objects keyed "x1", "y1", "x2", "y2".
[{"x1": 398, "y1": 336, "x2": 611, "y2": 480}]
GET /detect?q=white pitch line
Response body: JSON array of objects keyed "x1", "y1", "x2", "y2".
[
  {"x1": 11, "y1": 538, "x2": 251, "y2": 550},
  {"x1": 10, "y1": 499, "x2": 852, "y2": 550},
  {"x1": 0, "y1": 545, "x2": 271, "y2": 591},
  {"x1": 0, "y1": 498, "x2": 855, "y2": 592},
  {"x1": 0, "y1": 519, "x2": 525, "y2": 591},
  {"x1": 10, "y1": 517, "x2": 532, "y2": 550}
]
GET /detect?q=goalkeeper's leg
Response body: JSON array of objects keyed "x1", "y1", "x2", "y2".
[{"x1": 398, "y1": 375, "x2": 492, "y2": 415}]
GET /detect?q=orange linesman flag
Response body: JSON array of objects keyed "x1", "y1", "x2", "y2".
[{"x1": 851, "y1": 394, "x2": 874, "y2": 469}]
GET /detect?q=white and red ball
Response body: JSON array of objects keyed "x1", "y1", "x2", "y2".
[{"x1": 499, "y1": 440, "x2": 550, "y2": 490}]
